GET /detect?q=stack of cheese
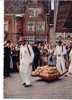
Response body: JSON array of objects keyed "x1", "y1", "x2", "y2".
[
  {"x1": 32, "y1": 66, "x2": 45, "y2": 76},
  {"x1": 32, "y1": 65, "x2": 60, "y2": 81}
]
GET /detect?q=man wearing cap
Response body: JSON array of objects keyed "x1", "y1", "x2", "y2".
[
  {"x1": 19, "y1": 39, "x2": 34, "y2": 87},
  {"x1": 54, "y1": 40, "x2": 67, "y2": 74}
]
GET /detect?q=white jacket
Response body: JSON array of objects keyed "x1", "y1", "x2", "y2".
[
  {"x1": 20, "y1": 44, "x2": 34, "y2": 65},
  {"x1": 54, "y1": 45, "x2": 67, "y2": 58},
  {"x1": 69, "y1": 49, "x2": 72, "y2": 61}
]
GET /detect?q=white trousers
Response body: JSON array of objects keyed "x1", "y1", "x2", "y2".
[
  {"x1": 56, "y1": 57, "x2": 66, "y2": 74},
  {"x1": 68, "y1": 61, "x2": 72, "y2": 73},
  {"x1": 20, "y1": 63, "x2": 32, "y2": 85}
]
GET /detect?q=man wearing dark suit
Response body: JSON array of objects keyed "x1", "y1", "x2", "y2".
[
  {"x1": 4, "y1": 40, "x2": 11, "y2": 77},
  {"x1": 32, "y1": 42, "x2": 40, "y2": 71}
]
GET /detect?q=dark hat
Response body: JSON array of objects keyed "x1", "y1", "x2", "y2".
[
  {"x1": 7, "y1": 40, "x2": 11, "y2": 43},
  {"x1": 58, "y1": 40, "x2": 62, "y2": 45}
]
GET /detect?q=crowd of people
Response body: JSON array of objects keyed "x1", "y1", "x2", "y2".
[
  {"x1": 4, "y1": 38, "x2": 72, "y2": 87},
  {"x1": 4, "y1": 40, "x2": 19, "y2": 77}
]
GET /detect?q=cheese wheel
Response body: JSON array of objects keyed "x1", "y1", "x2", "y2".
[{"x1": 48, "y1": 70, "x2": 58, "y2": 74}]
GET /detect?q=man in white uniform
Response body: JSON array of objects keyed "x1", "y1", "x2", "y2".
[
  {"x1": 68, "y1": 47, "x2": 72, "y2": 75},
  {"x1": 54, "y1": 41, "x2": 67, "y2": 74},
  {"x1": 19, "y1": 40, "x2": 34, "y2": 87}
]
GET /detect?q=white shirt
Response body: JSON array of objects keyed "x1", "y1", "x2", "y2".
[
  {"x1": 54, "y1": 45, "x2": 67, "y2": 56},
  {"x1": 20, "y1": 44, "x2": 34, "y2": 65}
]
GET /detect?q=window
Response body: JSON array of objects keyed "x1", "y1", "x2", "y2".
[
  {"x1": 36, "y1": 21, "x2": 45, "y2": 32},
  {"x1": 28, "y1": 7, "x2": 42, "y2": 17},
  {"x1": 27, "y1": 21, "x2": 35, "y2": 32},
  {"x1": 4, "y1": 21, "x2": 8, "y2": 32}
]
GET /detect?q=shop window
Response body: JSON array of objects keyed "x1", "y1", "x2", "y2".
[{"x1": 4, "y1": 21, "x2": 8, "y2": 32}]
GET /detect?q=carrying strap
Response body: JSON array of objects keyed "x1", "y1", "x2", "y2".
[
  {"x1": 62, "y1": 45, "x2": 63, "y2": 52},
  {"x1": 27, "y1": 45, "x2": 31, "y2": 56}
]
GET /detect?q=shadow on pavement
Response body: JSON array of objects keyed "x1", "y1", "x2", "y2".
[{"x1": 36, "y1": 78, "x2": 64, "y2": 83}]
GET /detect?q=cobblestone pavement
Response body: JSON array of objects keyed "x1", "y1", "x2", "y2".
[{"x1": 4, "y1": 73, "x2": 72, "y2": 99}]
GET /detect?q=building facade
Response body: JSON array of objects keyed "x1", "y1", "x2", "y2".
[{"x1": 4, "y1": 0, "x2": 51, "y2": 45}]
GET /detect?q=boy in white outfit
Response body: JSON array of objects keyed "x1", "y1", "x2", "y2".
[
  {"x1": 19, "y1": 40, "x2": 34, "y2": 87},
  {"x1": 54, "y1": 41, "x2": 67, "y2": 74}
]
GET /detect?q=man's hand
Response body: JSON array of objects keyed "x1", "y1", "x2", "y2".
[{"x1": 29, "y1": 63, "x2": 32, "y2": 66}]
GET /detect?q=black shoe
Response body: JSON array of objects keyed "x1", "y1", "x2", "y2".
[
  {"x1": 64, "y1": 74, "x2": 68, "y2": 77},
  {"x1": 22, "y1": 83, "x2": 26, "y2": 86},
  {"x1": 24, "y1": 84, "x2": 32, "y2": 87},
  {"x1": 69, "y1": 72, "x2": 72, "y2": 75},
  {"x1": 4, "y1": 74, "x2": 10, "y2": 78}
]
